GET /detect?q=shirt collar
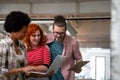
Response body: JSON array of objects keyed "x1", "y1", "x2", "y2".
[{"x1": 4, "y1": 35, "x2": 14, "y2": 46}]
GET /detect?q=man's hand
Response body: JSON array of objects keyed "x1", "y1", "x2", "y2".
[{"x1": 73, "y1": 67, "x2": 82, "y2": 73}]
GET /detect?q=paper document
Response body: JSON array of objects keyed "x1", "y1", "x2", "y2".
[
  {"x1": 30, "y1": 55, "x2": 66, "y2": 75},
  {"x1": 68, "y1": 61, "x2": 89, "y2": 71}
]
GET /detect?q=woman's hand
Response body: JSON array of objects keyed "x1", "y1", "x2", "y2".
[
  {"x1": 26, "y1": 70, "x2": 54, "y2": 77},
  {"x1": 22, "y1": 66, "x2": 35, "y2": 72},
  {"x1": 46, "y1": 70, "x2": 54, "y2": 77},
  {"x1": 34, "y1": 65, "x2": 48, "y2": 72},
  {"x1": 6, "y1": 66, "x2": 35, "y2": 77}
]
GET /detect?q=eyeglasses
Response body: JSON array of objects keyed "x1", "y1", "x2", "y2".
[{"x1": 53, "y1": 32, "x2": 65, "y2": 36}]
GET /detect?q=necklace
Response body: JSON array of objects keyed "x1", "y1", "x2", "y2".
[{"x1": 14, "y1": 43, "x2": 22, "y2": 55}]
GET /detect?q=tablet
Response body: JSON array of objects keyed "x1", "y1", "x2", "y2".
[{"x1": 68, "y1": 61, "x2": 89, "y2": 71}]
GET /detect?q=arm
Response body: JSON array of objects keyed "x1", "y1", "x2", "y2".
[
  {"x1": 0, "y1": 43, "x2": 9, "y2": 75},
  {"x1": 6, "y1": 65, "x2": 35, "y2": 77},
  {"x1": 6, "y1": 67, "x2": 23, "y2": 76},
  {"x1": 25, "y1": 46, "x2": 52, "y2": 77},
  {"x1": 72, "y1": 40, "x2": 83, "y2": 73},
  {"x1": 0, "y1": 42, "x2": 35, "y2": 76},
  {"x1": 72, "y1": 40, "x2": 82, "y2": 62},
  {"x1": 43, "y1": 45, "x2": 51, "y2": 67},
  {"x1": 27, "y1": 70, "x2": 54, "y2": 77},
  {"x1": 25, "y1": 65, "x2": 53, "y2": 77}
]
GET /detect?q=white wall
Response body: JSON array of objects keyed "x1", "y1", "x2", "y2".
[
  {"x1": 0, "y1": 1, "x2": 110, "y2": 14},
  {"x1": 111, "y1": 0, "x2": 120, "y2": 79},
  {"x1": 79, "y1": 1, "x2": 111, "y2": 13},
  {"x1": 0, "y1": 4, "x2": 30, "y2": 14},
  {"x1": 32, "y1": 3, "x2": 76, "y2": 14}
]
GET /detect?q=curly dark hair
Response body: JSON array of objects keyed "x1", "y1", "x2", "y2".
[{"x1": 3, "y1": 11, "x2": 31, "y2": 33}]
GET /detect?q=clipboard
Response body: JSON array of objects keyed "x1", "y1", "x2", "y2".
[
  {"x1": 68, "y1": 61, "x2": 89, "y2": 71},
  {"x1": 30, "y1": 55, "x2": 66, "y2": 75}
]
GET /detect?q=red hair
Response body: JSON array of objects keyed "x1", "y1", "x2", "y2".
[{"x1": 24, "y1": 23, "x2": 47, "y2": 49}]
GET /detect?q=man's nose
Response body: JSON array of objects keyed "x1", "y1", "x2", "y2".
[{"x1": 57, "y1": 34, "x2": 61, "y2": 37}]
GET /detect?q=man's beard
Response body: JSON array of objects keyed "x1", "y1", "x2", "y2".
[{"x1": 55, "y1": 35, "x2": 65, "y2": 42}]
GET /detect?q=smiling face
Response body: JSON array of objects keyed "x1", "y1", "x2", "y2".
[
  {"x1": 30, "y1": 30, "x2": 41, "y2": 48},
  {"x1": 53, "y1": 25, "x2": 66, "y2": 42}
]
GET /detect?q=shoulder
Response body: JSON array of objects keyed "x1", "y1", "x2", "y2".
[
  {"x1": 45, "y1": 45, "x2": 50, "y2": 49},
  {"x1": 37, "y1": 45, "x2": 50, "y2": 50},
  {"x1": 43, "y1": 45, "x2": 50, "y2": 51},
  {"x1": 0, "y1": 38, "x2": 8, "y2": 53},
  {"x1": 0, "y1": 35, "x2": 14, "y2": 46},
  {"x1": 65, "y1": 35, "x2": 74, "y2": 40},
  {"x1": 64, "y1": 35, "x2": 78, "y2": 43},
  {"x1": 39, "y1": 45, "x2": 50, "y2": 53},
  {"x1": 0, "y1": 40, "x2": 5, "y2": 50},
  {"x1": 46, "y1": 33, "x2": 54, "y2": 43},
  {"x1": 0, "y1": 38, "x2": 8, "y2": 47}
]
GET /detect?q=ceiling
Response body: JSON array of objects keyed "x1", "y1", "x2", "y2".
[
  {"x1": 0, "y1": 0, "x2": 111, "y2": 48},
  {"x1": 0, "y1": 0, "x2": 109, "y2": 3}
]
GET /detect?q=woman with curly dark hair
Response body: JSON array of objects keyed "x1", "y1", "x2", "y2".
[
  {"x1": 23, "y1": 23, "x2": 51, "y2": 80},
  {"x1": 0, "y1": 11, "x2": 35, "y2": 80}
]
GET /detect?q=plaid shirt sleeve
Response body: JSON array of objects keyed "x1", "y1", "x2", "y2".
[{"x1": 0, "y1": 42, "x2": 8, "y2": 74}]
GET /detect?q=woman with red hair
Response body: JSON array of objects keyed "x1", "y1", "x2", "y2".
[{"x1": 24, "y1": 23, "x2": 51, "y2": 80}]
